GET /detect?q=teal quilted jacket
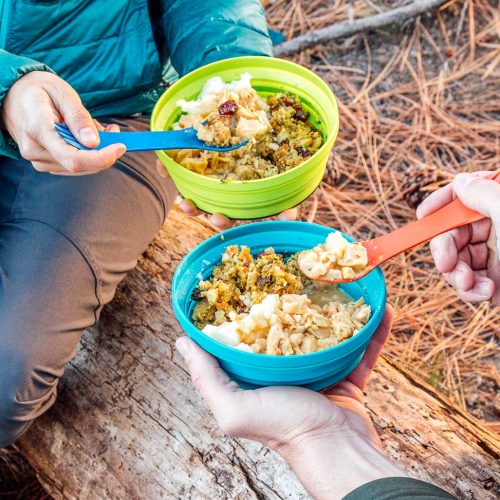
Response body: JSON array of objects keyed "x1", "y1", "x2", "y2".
[{"x1": 0, "y1": 0, "x2": 272, "y2": 158}]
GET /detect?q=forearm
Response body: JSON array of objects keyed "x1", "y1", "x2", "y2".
[{"x1": 278, "y1": 431, "x2": 406, "y2": 500}]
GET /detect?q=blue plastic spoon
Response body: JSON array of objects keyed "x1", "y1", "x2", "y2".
[{"x1": 54, "y1": 122, "x2": 248, "y2": 152}]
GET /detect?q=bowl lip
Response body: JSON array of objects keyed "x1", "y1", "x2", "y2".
[
  {"x1": 172, "y1": 220, "x2": 387, "y2": 364},
  {"x1": 151, "y1": 55, "x2": 339, "y2": 186}
]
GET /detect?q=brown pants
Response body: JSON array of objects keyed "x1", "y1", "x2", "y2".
[{"x1": 0, "y1": 118, "x2": 176, "y2": 446}]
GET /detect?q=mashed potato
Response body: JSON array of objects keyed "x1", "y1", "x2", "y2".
[{"x1": 299, "y1": 232, "x2": 369, "y2": 281}]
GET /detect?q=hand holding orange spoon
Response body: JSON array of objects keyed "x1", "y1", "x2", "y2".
[{"x1": 299, "y1": 169, "x2": 500, "y2": 284}]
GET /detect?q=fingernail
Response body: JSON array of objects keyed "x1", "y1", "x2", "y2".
[
  {"x1": 79, "y1": 127, "x2": 98, "y2": 144},
  {"x1": 179, "y1": 200, "x2": 196, "y2": 215},
  {"x1": 278, "y1": 208, "x2": 298, "y2": 221},
  {"x1": 176, "y1": 337, "x2": 191, "y2": 360},
  {"x1": 477, "y1": 280, "x2": 492, "y2": 296},
  {"x1": 210, "y1": 214, "x2": 230, "y2": 230},
  {"x1": 116, "y1": 144, "x2": 126, "y2": 156}
]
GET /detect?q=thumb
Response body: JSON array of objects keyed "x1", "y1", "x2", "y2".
[
  {"x1": 49, "y1": 84, "x2": 99, "y2": 148},
  {"x1": 453, "y1": 173, "x2": 500, "y2": 252},
  {"x1": 344, "y1": 305, "x2": 393, "y2": 392},
  {"x1": 176, "y1": 337, "x2": 246, "y2": 436},
  {"x1": 453, "y1": 172, "x2": 500, "y2": 220},
  {"x1": 176, "y1": 337, "x2": 240, "y2": 409}
]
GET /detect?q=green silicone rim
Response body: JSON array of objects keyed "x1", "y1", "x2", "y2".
[{"x1": 151, "y1": 56, "x2": 339, "y2": 218}]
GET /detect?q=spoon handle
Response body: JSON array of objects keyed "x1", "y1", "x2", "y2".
[
  {"x1": 54, "y1": 123, "x2": 247, "y2": 152},
  {"x1": 95, "y1": 129, "x2": 203, "y2": 151},
  {"x1": 365, "y1": 169, "x2": 500, "y2": 265}
]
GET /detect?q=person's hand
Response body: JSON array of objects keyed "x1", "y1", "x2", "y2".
[
  {"x1": 1, "y1": 71, "x2": 126, "y2": 175},
  {"x1": 177, "y1": 306, "x2": 394, "y2": 450},
  {"x1": 156, "y1": 160, "x2": 298, "y2": 230},
  {"x1": 417, "y1": 171, "x2": 500, "y2": 305},
  {"x1": 176, "y1": 306, "x2": 405, "y2": 499},
  {"x1": 177, "y1": 197, "x2": 299, "y2": 231}
]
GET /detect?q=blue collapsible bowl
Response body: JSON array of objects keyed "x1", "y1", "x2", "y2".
[{"x1": 172, "y1": 221, "x2": 387, "y2": 391}]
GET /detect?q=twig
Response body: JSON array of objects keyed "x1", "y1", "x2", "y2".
[
  {"x1": 274, "y1": 0, "x2": 449, "y2": 57},
  {"x1": 468, "y1": 0, "x2": 476, "y2": 61},
  {"x1": 364, "y1": 0, "x2": 383, "y2": 14},
  {"x1": 348, "y1": 0, "x2": 354, "y2": 23},
  {"x1": 455, "y1": 0, "x2": 469, "y2": 44}
]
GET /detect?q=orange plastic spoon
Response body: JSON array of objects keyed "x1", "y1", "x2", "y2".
[{"x1": 299, "y1": 169, "x2": 500, "y2": 284}]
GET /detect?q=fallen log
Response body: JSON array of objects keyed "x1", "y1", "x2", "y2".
[
  {"x1": 18, "y1": 207, "x2": 499, "y2": 499},
  {"x1": 274, "y1": 0, "x2": 448, "y2": 57}
]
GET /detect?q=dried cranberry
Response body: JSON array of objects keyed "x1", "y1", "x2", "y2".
[
  {"x1": 191, "y1": 288, "x2": 203, "y2": 301},
  {"x1": 293, "y1": 105, "x2": 309, "y2": 122},
  {"x1": 295, "y1": 146, "x2": 311, "y2": 158},
  {"x1": 218, "y1": 99, "x2": 238, "y2": 116},
  {"x1": 283, "y1": 97, "x2": 294, "y2": 106}
]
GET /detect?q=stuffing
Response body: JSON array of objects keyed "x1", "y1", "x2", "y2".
[
  {"x1": 169, "y1": 74, "x2": 323, "y2": 180},
  {"x1": 192, "y1": 245, "x2": 371, "y2": 355}
]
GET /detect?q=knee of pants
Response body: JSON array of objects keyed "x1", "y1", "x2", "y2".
[
  {"x1": 0, "y1": 337, "x2": 58, "y2": 447},
  {"x1": 0, "y1": 220, "x2": 99, "y2": 447}
]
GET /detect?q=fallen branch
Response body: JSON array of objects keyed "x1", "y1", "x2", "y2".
[{"x1": 274, "y1": 0, "x2": 448, "y2": 57}]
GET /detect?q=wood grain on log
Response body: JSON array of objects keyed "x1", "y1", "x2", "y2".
[
  {"x1": 274, "y1": 0, "x2": 448, "y2": 57},
  {"x1": 19, "y1": 208, "x2": 499, "y2": 499}
]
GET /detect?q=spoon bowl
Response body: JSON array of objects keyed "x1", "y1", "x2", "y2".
[
  {"x1": 300, "y1": 169, "x2": 500, "y2": 284},
  {"x1": 298, "y1": 243, "x2": 376, "y2": 284},
  {"x1": 54, "y1": 122, "x2": 249, "y2": 152}
]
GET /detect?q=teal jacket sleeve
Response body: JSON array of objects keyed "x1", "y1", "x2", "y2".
[
  {"x1": 161, "y1": 0, "x2": 273, "y2": 77},
  {"x1": 0, "y1": 50, "x2": 55, "y2": 159}
]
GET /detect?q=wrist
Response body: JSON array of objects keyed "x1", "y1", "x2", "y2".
[{"x1": 277, "y1": 430, "x2": 406, "y2": 500}]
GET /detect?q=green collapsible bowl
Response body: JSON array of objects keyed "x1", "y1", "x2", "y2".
[{"x1": 151, "y1": 56, "x2": 339, "y2": 219}]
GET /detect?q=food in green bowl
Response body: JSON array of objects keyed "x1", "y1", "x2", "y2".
[
  {"x1": 168, "y1": 73, "x2": 324, "y2": 181},
  {"x1": 152, "y1": 56, "x2": 339, "y2": 219},
  {"x1": 191, "y1": 241, "x2": 371, "y2": 356}
]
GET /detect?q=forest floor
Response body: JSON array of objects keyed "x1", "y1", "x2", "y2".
[
  {"x1": 265, "y1": 0, "x2": 499, "y2": 424},
  {"x1": 1, "y1": 0, "x2": 498, "y2": 498}
]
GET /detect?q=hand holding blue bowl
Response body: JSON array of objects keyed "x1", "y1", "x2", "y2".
[
  {"x1": 176, "y1": 306, "x2": 405, "y2": 499},
  {"x1": 172, "y1": 220, "x2": 387, "y2": 390}
]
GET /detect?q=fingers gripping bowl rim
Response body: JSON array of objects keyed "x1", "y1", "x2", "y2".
[
  {"x1": 151, "y1": 56, "x2": 339, "y2": 219},
  {"x1": 172, "y1": 221, "x2": 387, "y2": 391}
]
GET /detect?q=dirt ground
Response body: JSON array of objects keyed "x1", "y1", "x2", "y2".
[{"x1": 1, "y1": 0, "x2": 498, "y2": 497}]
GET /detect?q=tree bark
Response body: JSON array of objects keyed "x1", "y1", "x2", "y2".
[
  {"x1": 274, "y1": 0, "x2": 448, "y2": 57},
  {"x1": 19, "y1": 208, "x2": 499, "y2": 499}
]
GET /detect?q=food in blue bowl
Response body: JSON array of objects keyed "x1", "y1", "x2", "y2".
[{"x1": 172, "y1": 221, "x2": 386, "y2": 391}]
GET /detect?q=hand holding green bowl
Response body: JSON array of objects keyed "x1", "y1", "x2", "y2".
[{"x1": 151, "y1": 56, "x2": 339, "y2": 219}]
